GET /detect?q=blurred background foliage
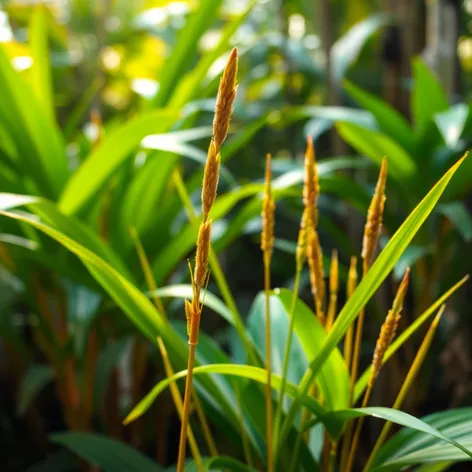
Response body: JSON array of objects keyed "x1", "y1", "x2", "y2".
[{"x1": 0, "y1": 0, "x2": 471, "y2": 470}]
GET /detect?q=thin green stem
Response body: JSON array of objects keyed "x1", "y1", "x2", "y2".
[
  {"x1": 273, "y1": 267, "x2": 302, "y2": 465},
  {"x1": 264, "y1": 258, "x2": 274, "y2": 472}
]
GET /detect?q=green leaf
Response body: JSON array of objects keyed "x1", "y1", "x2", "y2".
[
  {"x1": 331, "y1": 14, "x2": 390, "y2": 82},
  {"x1": 59, "y1": 110, "x2": 181, "y2": 215},
  {"x1": 412, "y1": 58, "x2": 449, "y2": 132},
  {"x1": 50, "y1": 432, "x2": 163, "y2": 472},
  {"x1": 94, "y1": 338, "x2": 128, "y2": 414},
  {"x1": 336, "y1": 122, "x2": 416, "y2": 183},
  {"x1": 0, "y1": 46, "x2": 67, "y2": 199},
  {"x1": 373, "y1": 408, "x2": 472, "y2": 470},
  {"x1": 0, "y1": 193, "x2": 129, "y2": 278},
  {"x1": 344, "y1": 80, "x2": 414, "y2": 152},
  {"x1": 17, "y1": 364, "x2": 54, "y2": 415},
  {"x1": 124, "y1": 363, "x2": 326, "y2": 425},
  {"x1": 0, "y1": 207, "x2": 237, "y2": 425},
  {"x1": 320, "y1": 407, "x2": 472, "y2": 459},
  {"x1": 279, "y1": 156, "x2": 466, "y2": 445},
  {"x1": 438, "y1": 202, "x2": 472, "y2": 242},
  {"x1": 153, "y1": 0, "x2": 223, "y2": 107},
  {"x1": 29, "y1": 4, "x2": 53, "y2": 122},
  {"x1": 354, "y1": 275, "x2": 469, "y2": 402},
  {"x1": 434, "y1": 104, "x2": 469, "y2": 148},
  {"x1": 275, "y1": 290, "x2": 350, "y2": 411}
]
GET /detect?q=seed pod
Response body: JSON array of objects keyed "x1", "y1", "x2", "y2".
[
  {"x1": 369, "y1": 268, "x2": 410, "y2": 387},
  {"x1": 201, "y1": 141, "x2": 220, "y2": 219},
  {"x1": 261, "y1": 153, "x2": 275, "y2": 258},
  {"x1": 194, "y1": 221, "x2": 212, "y2": 295},
  {"x1": 213, "y1": 48, "x2": 238, "y2": 150},
  {"x1": 362, "y1": 158, "x2": 387, "y2": 273},
  {"x1": 307, "y1": 230, "x2": 325, "y2": 323}
]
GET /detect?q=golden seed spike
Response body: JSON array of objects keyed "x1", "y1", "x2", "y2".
[
  {"x1": 329, "y1": 249, "x2": 339, "y2": 295},
  {"x1": 201, "y1": 141, "x2": 221, "y2": 220},
  {"x1": 326, "y1": 249, "x2": 339, "y2": 331},
  {"x1": 213, "y1": 47, "x2": 238, "y2": 150},
  {"x1": 307, "y1": 230, "x2": 325, "y2": 324},
  {"x1": 296, "y1": 206, "x2": 311, "y2": 268},
  {"x1": 369, "y1": 268, "x2": 409, "y2": 386},
  {"x1": 194, "y1": 220, "x2": 212, "y2": 297},
  {"x1": 344, "y1": 256, "x2": 358, "y2": 369},
  {"x1": 362, "y1": 158, "x2": 387, "y2": 273},
  {"x1": 261, "y1": 153, "x2": 275, "y2": 258}
]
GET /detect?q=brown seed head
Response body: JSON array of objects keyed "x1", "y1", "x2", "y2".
[
  {"x1": 213, "y1": 48, "x2": 238, "y2": 150},
  {"x1": 194, "y1": 220, "x2": 212, "y2": 295},
  {"x1": 261, "y1": 153, "x2": 275, "y2": 258},
  {"x1": 347, "y1": 256, "x2": 358, "y2": 298},
  {"x1": 307, "y1": 230, "x2": 325, "y2": 322},
  {"x1": 303, "y1": 135, "x2": 320, "y2": 227},
  {"x1": 392, "y1": 267, "x2": 410, "y2": 314},
  {"x1": 296, "y1": 206, "x2": 311, "y2": 268},
  {"x1": 201, "y1": 140, "x2": 221, "y2": 219},
  {"x1": 362, "y1": 158, "x2": 387, "y2": 273},
  {"x1": 329, "y1": 249, "x2": 339, "y2": 295},
  {"x1": 369, "y1": 268, "x2": 409, "y2": 386}
]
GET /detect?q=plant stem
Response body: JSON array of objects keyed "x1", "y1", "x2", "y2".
[
  {"x1": 177, "y1": 343, "x2": 197, "y2": 472},
  {"x1": 158, "y1": 338, "x2": 203, "y2": 470},
  {"x1": 130, "y1": 227, "x2": 205, "y2": 467},
  {"x1": 345, "y1": 385, "x2": 373, "y2": 472},
  {"x1": 192, "y1": 390, "x2": 218, "y2": 456},
  {"x1": 264, "y1": 258, "x2": 274, "y2": 472},
  {"x1": 273, "y1": 267, "x2": 302, "y2": 464}
]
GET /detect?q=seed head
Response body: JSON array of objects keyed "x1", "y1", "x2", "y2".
[
  {"x1": 194, "y1": 220, "x2": 212, "y2": 296},
  {"x1": 369, "y1": 268, "x2": 409, "y2": 386},
  {"x1": 303, "y1": 135, "x2": 319, "y2": 227},
  {"x1": 213, "y1": 48, "x2": 238, "y2": 151},
  {"x1": 329, "y1": 249, "x2": 339, "y2": 295},
  {"x1": 201, "y1": 141, "x2": 221, "y2": 219},
  {"x1": 362, "y1": 158, "x2": 387, "y2": 273},
  {"x1": 347, "y1": 256, "x2": 358, "y2": 298},
  {"x1": 307, "y1": 230, "x2": 325, "y2": 323},
  {"x1": 296, "y1": 206, "x2": 311, "y2": 268},
  {"x1": 261, "y1": 153, "x2": 275, "y2": 258}
]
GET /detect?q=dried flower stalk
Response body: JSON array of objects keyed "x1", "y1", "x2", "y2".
[
  {"x1": 177, "y1": 48, "x2": 238, "y2": 472},
  {"x1": 343, "y1": 256, "x2": 358, "y2": 370},
  {"x1": 326, "y1": 250, "x2": 339, "y2": 331},
  {"x1": 362, "y1": 158, "x2": 387, "y2": 273},
  {"x1": 261, "y1": 153, "x2": 275, "y2": 472},
  {"x1": 308, "y1": 230, "x2": 325, "y2": 324}
]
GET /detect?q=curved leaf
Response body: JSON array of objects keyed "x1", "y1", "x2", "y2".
[
  {"x1": 50, "y1": 432, "x2": 163, "y2": 472},
  {"x1": 0, "y1": 208, "x2": 238, "y2": 427},
  {"x1": 278, "y1": 155, "x2": 467, "y2": 446},
  {"x1": 354, "y1": 275, "x2": 469, "y2": 402},
  {"x1": 59, "y1": 110, "x2": 181, "y2": 215},
  {"x1": 17, "y1": 364, "x2": 54, "y2": 415},
  {"x1": 275, "y1": 289, "x2": 350, "y2": 411},
  {"x1": 373, "y1": 408, "x2": 472, "y2": 470},
  {"x1": 124, "y1": 363, "x2": 326, "y2": 425},
  {"x1": 344, "y1": 80, "x2": 414, "y2": 152},
  {"x1": 336, "y1": 122, "x2": 417, "y2": 182},
  {"x1": 321, "y1": 407, "x2": 472, "y2": 458}
]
